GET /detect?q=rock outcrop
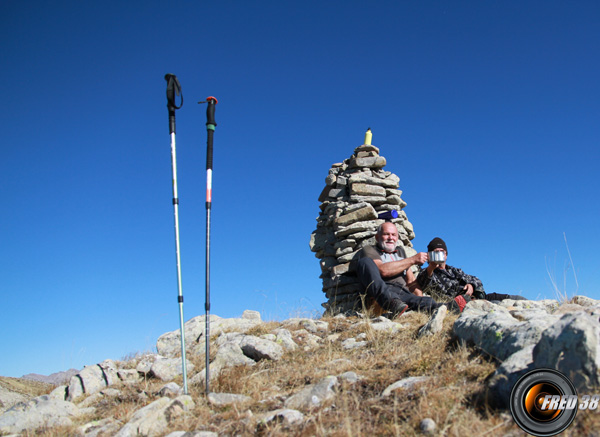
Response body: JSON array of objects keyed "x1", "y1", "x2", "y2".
[
  {"x1": 0, "y1": 395, "x2": 80, "y2": 434},
  {"x1": 156, "y1": 310, "x2": 263, "y2": 356},
  {"x1": 453, "y1": 297, "x2": 600, "y2": 406},
  {"x1": 310, "y1": 133, "x2": 416, "y2": 314},
  {"x1": 114, "y1": 395, "x2": 195, "y2": 437},
  {"x1": 0, "y1": 377, "x2": 54, "y2": 414}
]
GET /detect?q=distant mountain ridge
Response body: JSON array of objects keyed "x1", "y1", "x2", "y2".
[{"x1": 21, "y1": 369, "x2": 79, "y2": 386}]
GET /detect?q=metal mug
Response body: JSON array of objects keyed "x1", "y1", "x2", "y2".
[{"x1": 428, "y1": 250, "x2": 446, "y2": 264}]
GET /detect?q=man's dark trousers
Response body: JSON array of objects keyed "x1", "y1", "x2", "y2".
[{"x1": 356, "y1": 257, "x2": 441, "y2": 313}]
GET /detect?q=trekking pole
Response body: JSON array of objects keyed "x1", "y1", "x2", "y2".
[
  {"x1": 199, "y1": 96, "x2": 217, "y2": 395},
  {"x1": 164, "y1": 73, "x2": 188, "y2": 395}
]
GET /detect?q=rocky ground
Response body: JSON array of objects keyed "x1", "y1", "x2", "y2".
[
  {"x1": 0, "y1": 377, "x2": 54, "y2": 413},
  {"x1": 2, "y1": 296, "x2": 600, "y2": 436}
]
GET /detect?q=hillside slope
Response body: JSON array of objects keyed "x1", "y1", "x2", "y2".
[{"x1": 2, "y1": 301, "x2": 600, "y2": 436}]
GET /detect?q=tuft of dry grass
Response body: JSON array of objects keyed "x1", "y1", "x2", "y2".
[{"x1": 546, "y1": 232, "x2": 580, "y2": 303}]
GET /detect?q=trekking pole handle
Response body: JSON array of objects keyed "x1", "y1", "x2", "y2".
[
  {"x1": 165, "y1": 74, "x2": 183, "y2": 134},
  {"x1": 203, "y1": 97, "x2": 218, "y2": 170},
  {"x1": 206, "y1": 96, "x2": 217, "y2": 126}
]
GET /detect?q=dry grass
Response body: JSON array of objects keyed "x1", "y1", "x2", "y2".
[
  {"x1": 9, "y1": 310, "x2": 600, "y2": 436},
  {"x1": 545, "y1": 232, "x2": 580, "y2": 303},
  {"x1": 176, "y1": 311, "x2": 510, "y2": 436},
  {"x1": 0, "y1": 377, "x2": 54, "y2": 399}
]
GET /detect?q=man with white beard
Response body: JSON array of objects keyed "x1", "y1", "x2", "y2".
[{"x1": 356, "y1": 222, "x2": 469, "y2": 317}]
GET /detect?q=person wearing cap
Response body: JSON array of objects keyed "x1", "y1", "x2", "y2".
[
  {"x1": 417, "y1": 237, "x2": 526, "y2": 302},
  {"x1": 356, "y1": 222, "x2": 470, "y2": 317}
]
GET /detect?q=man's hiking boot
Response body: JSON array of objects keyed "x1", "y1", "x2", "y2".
[
  {"x1": 448, "y1": 295, "x2": 471, "y2": 314},
  {"x1": 388, "y1": 299, "x2": 408, "y2": 319}
]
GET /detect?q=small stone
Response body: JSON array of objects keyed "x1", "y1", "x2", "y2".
[
  {"x1": 349, "y1": 156, "x2": 386, "y2": 169},
  {"x1": 242, "y1": 310, "x2": 262, "y2": 321},
  {"x1": 259, "y1": 408, "x2": 304, "y2": 426},
  {"x1": 157, "y1": 382, "x2": 183, "y2": 397},
  {"x1": 356, "y1": 150, "x2": 376, "y2": 158},
  {"x1": 325, "y1": 174, "x2": 336, "y2": 186},
  {"x1": 48, "y1": 385, "x2": 68, "y2": 401},
  {"x1": 240, "y1": 336, "x2": 284, "y2": 361},
  {"x1": 571, "y1": 295, "x2": 600, "y2": 307},
  {"x1": 418, "y1": 305, "x2": 447, "y2": 337},
  {"x1": 348, "y1": 173, "x2": 399, "y2": 188},
  {"x1": 343, "y1": 202, "x2": 370, "y2": 214},
  {"x1": 354, "y1": 144, "x2": 380, "y2": 154},
  {"x1": 150, "y1": 357, "x2": 195, "y2": 382},
  {"x1": 136, "y1": 354, "x2": 159, "y2": 373},
  {"x1": 338, "y1": 371, "x2": 362, "y2": 384},
  {"x1": 326, "y1": 333, "x2": 341, "y2": 342},
  {"x1": 335, "y1": 204, "x2": 377, "y2": 227},
  {"x1": 78, "y1": 418, "x2": 122, "y2": 437},
  {"x1": 336, "y1": 249, "x2": 362, "y2": 263},
  {"x1": 334, "y1": 239, "x2": 356, "y2": 249},
  {"x1": 382, "y1": 376, "x2": 429, "y2": 397},
  {"x1": 208, "y1": 392, "x2": 253, "y2": 407},
  {"x1": 420, "y1": 418, "x2": 436, "y2": 434},
  {"x1": 114, "y1": 395, "x2": 195, "y2": 437},
  {"x1": 117, "y1": 369, "x2": 141, "y2": 385},
  {"x1": 331, "y1": 263, "x2": 351, "y2": 276},
  {"x1": 342, "y1": 338, "x2": 367, "y2": 350},
  {"x1": 385, "y1": 188, "x2": 403, "y2": 197},
  {"x1": 386, "y1": 195, "x2": 406, "y2": 207},
  {"x1": 284, "y1": 376, "x2": 338, "y2": 411},
  {"x1": 273, "y1": 329, "x2": 298, "y2": 351},
  {"x1": 335, "y1": 246, "x2": 354, "y2": 257},
  {"x1": 328, "y1": 187, "x2": 347, "y2": 198},
  {"x1": 349, "y1": 195, "x2": 388, "y2": 205},
  {"x1": 350, "y1": 183, "x2": 386, "y2": 197}
]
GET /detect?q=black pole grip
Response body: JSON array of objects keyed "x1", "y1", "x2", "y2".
[
  {"x1": 165, "y1": 74, "x2": 183, "y2": 134},
  {"x1": 168, "y1": 110, "x2": 176, "y2": 135},
  {"x1": 206, "y1": 130, "x2": 214, "y2": 171},
  {"x1": 206, "y1": 97, "x2": 217, "y2": 127}
]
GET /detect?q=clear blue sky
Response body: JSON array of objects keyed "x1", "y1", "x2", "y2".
[{"x1": 2, "y1": 1, "x2": 599, "y2": 378}]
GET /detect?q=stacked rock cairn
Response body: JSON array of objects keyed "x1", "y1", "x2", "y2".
[{"x1": 309, "y1": 130, "x2": 417, "y2": 315}]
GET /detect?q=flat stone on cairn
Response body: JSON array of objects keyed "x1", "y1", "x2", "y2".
[{"x1": 309, "y1": 130, "x2": 416, "y2": 315}]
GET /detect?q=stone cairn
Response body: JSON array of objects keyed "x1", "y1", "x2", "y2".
[{"x1": 309, "y1": 130, "x2": 417, "y2": 315}]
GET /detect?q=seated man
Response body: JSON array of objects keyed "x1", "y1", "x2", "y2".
[
  {"x1": 356, "y1": 222, "x2": 469, "y2": 317},
  {"x1": 417, "y1": 237, "x2": 526, "y2": 302}
]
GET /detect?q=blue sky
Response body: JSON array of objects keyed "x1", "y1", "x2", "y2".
[{"x1": 2, "y1": 1, "x2": 599, "y2": 378}]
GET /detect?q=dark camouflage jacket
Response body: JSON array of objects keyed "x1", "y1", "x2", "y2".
[{"x1": 416, "y1": 265, "x2": 486, "y2": 301}]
